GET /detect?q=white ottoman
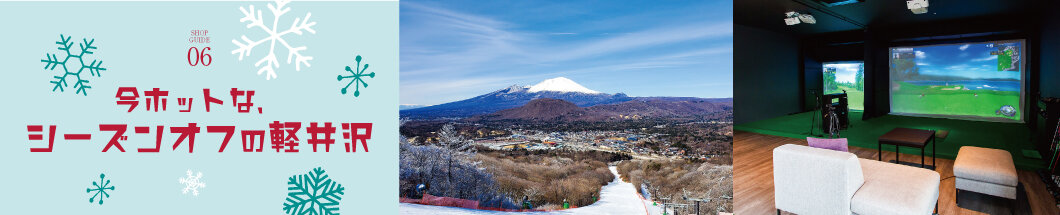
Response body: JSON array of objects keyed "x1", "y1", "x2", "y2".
[{"x1": 953, "y1": 146, "x2": 1018, "y2": 212}]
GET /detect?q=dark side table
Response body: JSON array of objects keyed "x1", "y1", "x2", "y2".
[{"x1": 878, "y1": 127, "x2": 936, "y2": 169}]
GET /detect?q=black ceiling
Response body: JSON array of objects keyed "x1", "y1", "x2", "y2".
[{"x1": 736, "y1": 0, "x2": 1038, "y2": 36}]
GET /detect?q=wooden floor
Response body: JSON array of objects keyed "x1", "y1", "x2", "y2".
[{"x1": 733, "y1": 131, "x2": 1059, "y2": 215}]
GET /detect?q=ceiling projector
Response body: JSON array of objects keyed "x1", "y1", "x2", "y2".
[
  {"x1": 785, "y1": 12, "x2": 801, "y2": 25},
  {"x1": 907, "y1": 0, "x2": 929, "y2": 14},
  {"x1": 799, "y1": 13, "x2": 816, "y2": 24},
  {"x1": 785, "y1": 12, "x2": 815, "y2": 25}
]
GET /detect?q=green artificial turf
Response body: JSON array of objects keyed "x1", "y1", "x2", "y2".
[
  {"x1": 736, "y1": 111, "x2": 1045, "y2": 170},
  {"x1": 825, "y1": 86, "x2": 864, "y2": 111},
  {"x1": 891, "y1": 82, "x2": 1020, "y2": 121}
]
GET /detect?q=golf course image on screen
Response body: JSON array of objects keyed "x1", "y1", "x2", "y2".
[
  {"x1": 823, "y1": 62, "x2": 864, "y2": 110},
  {"x1": 889, "y1": 40, "x2": 1024, "y2": 122}
]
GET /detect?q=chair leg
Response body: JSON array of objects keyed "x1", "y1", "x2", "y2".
[
  {"x1": 878, "y1": 143, "x2": 882, "y2": 161},
  {"x1": 1011, "y1": 198, "x2": 1017, "y2": 215},
  {"x1": 955, "y1": 189, "x2": 959, "y2": 205}
]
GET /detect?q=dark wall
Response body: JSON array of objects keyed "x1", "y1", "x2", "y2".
[
  {"x1": 734, "y1": 24, "x2": 801, "y2": 124},
  {"x1": 1036, "y1": 1, "x2": 1060, "y2": 153},
  {"x1": 862, "y1": 29, "x2": 890, "y2": 119},
  {"x1": 802, "y1": 56, "x2": 821, "y2": 111},
  {"x1": 1041, "y1": 2, "x2": 1060, "y2": 97}
]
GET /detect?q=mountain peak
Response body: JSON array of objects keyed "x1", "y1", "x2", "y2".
[
  {"x1": 498, "y1": 84, "x2": 527, "y2": 93},
  {"x1": 528, "y1": 77, "x2": 601, "y2": 94}
]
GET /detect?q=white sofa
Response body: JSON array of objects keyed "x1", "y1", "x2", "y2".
[{"x1": 773, "y1": 144, "x2": 940, "y2": 215}]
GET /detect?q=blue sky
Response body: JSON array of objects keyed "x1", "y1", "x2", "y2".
[
  {"x1": 400, "y1": 0, "x2": 733, "y2": 106},
  {"x1": 824, "y1": 62, "x2": 862, "y2": 84},
  {"x1": 909, "y1": 41, "x2": 1022, "y2": 80}
]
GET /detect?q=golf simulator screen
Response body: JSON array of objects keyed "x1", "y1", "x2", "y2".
[{"x1": 888, "y1": 40, "x2": 1025, "y2": 122}]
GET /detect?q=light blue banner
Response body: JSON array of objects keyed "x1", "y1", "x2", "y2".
[{"x1": 0, "y1": 1, "x2": 398, "y2": 214}]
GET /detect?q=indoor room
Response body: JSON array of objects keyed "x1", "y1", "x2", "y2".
[{"x1": 734, "y1": 0, "x2": 1060, "y2": 214}]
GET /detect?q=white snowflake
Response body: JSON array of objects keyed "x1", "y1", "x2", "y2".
[
  {"x1": 232, "y1": 0, "x2": 317, "y2": 80},
  {"x1": 179, "y1": 169, "x2": 206, "y2": 196}
]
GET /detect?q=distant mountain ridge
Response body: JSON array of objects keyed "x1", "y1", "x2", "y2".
[
  {"x1": 399, "y1": 104, "x2": 427, "y2": 110},
  {"x1": 401, "y1": 77, "x2": 730, "y2": 120},
  {"x1": 900, "y1": 74, "x2": 1020, "y2": 82},
  {"x1": 470, "y1": 98, "x2": 585, "y2": 121},
  {"x1": 401, "y1": 77, "x2": 632, "y2": 119},
  {"x1": 470, "y1": 97, "x2": 733, "y2": 122}
]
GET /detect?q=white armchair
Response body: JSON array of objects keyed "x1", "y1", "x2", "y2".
[
  {"x1": 774, "y1": 143, "x2": 864, "y2": 214},
  {"x1": 773, "y1": 144, "x2": 940, "y2": 215}
]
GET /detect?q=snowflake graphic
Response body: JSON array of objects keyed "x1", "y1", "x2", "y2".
[
  {"x1": 232, "y1": 0, "x2": 316, "y2": 80},
  {"x1": 40, "y1": 34, "x2": 107, "y2": 96},
  {"x1": 337, "y1": 55, "x2": 375, "y2": 97},
  {"x1": 85, "y1": 173, "x2": 115, "y2": 205},
  {"x1": 283, "y1": 167, "x2": 345, "y2": 215},
  {"x1": 179, "y1": 169, "x2": 206, "y2": 196}
]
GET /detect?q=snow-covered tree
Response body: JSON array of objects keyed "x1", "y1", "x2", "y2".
[
  {"x1": 437, "y1": 124, "x2": 478, "y2": 192},
  {"x1": 399, "y1": 122, "x2": 515, "y2": 208}
]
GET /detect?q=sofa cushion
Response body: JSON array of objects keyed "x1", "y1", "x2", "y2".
[
  {"x1": 851, "y1": 159, "x2": 940, "y2": 215},
  {"x1": 953, "y1": 146, "x2": 1017, "y2": 187},
  {"x1": 956, "y1": 177, "x2": 1017, "y2": 199},
  {"x1": 807, "y1": 137, "x2": 849, "y2": 152}
]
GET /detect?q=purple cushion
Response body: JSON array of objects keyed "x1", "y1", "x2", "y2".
[{"x1": 806, "y1": 137, "x2": 849, "y2": 152}]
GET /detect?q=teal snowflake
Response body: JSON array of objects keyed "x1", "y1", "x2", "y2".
[
  {"x1": 85, "y1": 173, "x2": 115, "y2": 205},
  {"x1": 283, "y1": 167, "x2": 345, "y2": 215},
  {"x1": 40, "y1": 34, "x2": 107, "y2": 96},
  {"x1": 337, "y1": 55, "x2": 375, "y2": 97}
]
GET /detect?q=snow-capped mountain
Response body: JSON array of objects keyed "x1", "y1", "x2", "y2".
[
  {"x1": 401, "y1": 77, "x2": 630, "y2": 119},
  {"x1": 527, "y1": 77, "x2": 601, "y2": 94}
]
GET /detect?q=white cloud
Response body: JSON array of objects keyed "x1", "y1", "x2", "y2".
[
  {"x1": 972, "y1": 55, "x2": 997, "y2": 62},
  {"x1": 827, "y1": 63, "x2": 861, "y2": 73},
  {"x1": 400, "y1": 2, "x2": 729, "y2": 105},
  {"x1": 944, "y1": 64, "x2": 991, "y2": 73},
  {"x1": 825, "y1": 63, "x2": 862, "y2": 83},
  {"x1": 536, "y1": 21, "x2": 733, "y2": 62},
  {"x1": 959, "y1": 44, "x2": 970, "y2": 51},
  {"x1": 945, "y1": 65, "x2": 969, "y2": 70},
  {"x1": 915, "y1": 51, "x2": 927, "y2": 59},
  {"x1": 916, "y1": 63, "x2": 930, "y2": 66}
]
